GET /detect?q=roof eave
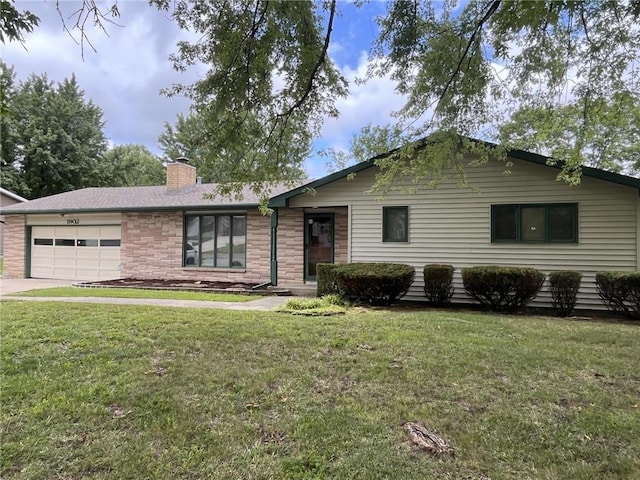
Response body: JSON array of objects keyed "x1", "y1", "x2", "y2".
[
  {"x1": 0, "y1": 187, "x2": 28, "y2": 202},
  {"x1": 269, "y1": 157, "x2": 378, "y2": 207},
  {"x1": 270, "y1": 140, "x2": 640, "y2": 207},
  {"x1": 2, "y1": 204, "x2": 263, "y2": 215},
  {"x1": 508, "y1": 149, "x2": 640, "y2": 190}
]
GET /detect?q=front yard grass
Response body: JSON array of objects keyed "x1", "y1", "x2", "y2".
[
  {"x1": 7, "y1": 287, "x2": 256, "y2": 302},
  {"x1": 2, "y1": 301, "x2": 639, "y2": 479}
]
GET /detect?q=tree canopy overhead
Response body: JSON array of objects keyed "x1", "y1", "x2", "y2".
[
  {"x1": 4, "y1": 0, "x2": 639, "y2": 193},
  {"x1": 100, "y1": 144, "x2": 166, "y2": 187},
  {"x1": 158, "y1": 0, "x2": 640, "y2": 189},
  {"x1": 499, "y1": 95, "x2": 640, "y2": 178},
  {"x1": 153, "y1": 0, "x2": 344, "y2": 193},
  {"x1": 365, "y1": 0, "x2": 640, "y2": 188},
  {"x1": 0, "y1": 0, "x2": 38, "y2": 44}
]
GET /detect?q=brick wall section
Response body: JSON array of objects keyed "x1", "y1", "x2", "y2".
[
  {"x1": 121, "y1": 210, "x2": 271, "y2": 283},
  {"x1": 0, "y1": 193, "x2": 21, "y2": 255},
  {"x1": 276, "y1": 209, "x2": 305, "y2": 283},
  {"x1": 166, "y1": 163, "x2": 196, "y2": 190},
  {"x1": 1, "y1": 208, "x2": 340, "y2": 282},
  {"x1": 3, "y1": 215, "x2": 26, "y2": 278},
  {"x1": 333, "y1": 207, "x2": 348, "y2": 264},
  {"x1": 244, "y1": 211, "x2": 272, "y2": 282},
  {"x1": 275, "y1": 207, "x2": 349, "y2": 284}
]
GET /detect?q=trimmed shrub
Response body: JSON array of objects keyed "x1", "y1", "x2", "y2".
[
  {"x1": 549, "y1": 270, "x2": 582, "y2": 316},
  {"x1": 596, "y1": 271, "x2": 640, "y2": 320},
  {"x1": 316, "y1": 263, "x2": 341, "y2": 297},
  {"x1": 334, "y1": 263, "x2": 415, "y2": 306},
  {"x1": 461, "y1": 266, "x2": 545, "y2": 312},
  {"x1": 423, "y1": 264, "x2": 454, "y2": 306}
]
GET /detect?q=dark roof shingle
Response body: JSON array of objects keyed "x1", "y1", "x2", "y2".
[{"x1": 1, "y1": 183, "x2": 292, "y2": 214}]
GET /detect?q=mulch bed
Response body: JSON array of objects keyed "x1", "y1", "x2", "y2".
[{"x1": 77, "y1": 278, "x2": 260, "y2": 291}]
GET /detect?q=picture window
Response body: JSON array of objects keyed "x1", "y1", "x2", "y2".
[
  {"x1": 184, "y1": 214, "x2": 246, "y2": 267},
  {"x1": 491, "y1": 204, "x2": 578, "y2": 243}
]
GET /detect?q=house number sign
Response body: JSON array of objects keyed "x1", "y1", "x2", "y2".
[{"x1": 66, "y1": 218, "x2": 80, "y2": 225}]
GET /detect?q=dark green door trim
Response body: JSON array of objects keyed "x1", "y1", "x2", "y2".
[
  {"x1": 270, "y1": 209, "x2": 278, "y2": 285},
  {"x1": 25, "y1": 225, "x2": 32, "y2": 278}
]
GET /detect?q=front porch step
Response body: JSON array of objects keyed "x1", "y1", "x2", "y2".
[{"x1": 268, "y1": 283, "x2": 317, "y2": 297}]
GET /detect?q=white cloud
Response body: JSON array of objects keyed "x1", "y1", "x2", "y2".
[
  {"x1": 301, "y1": 52, "x2": 408, "y2": 178},
  {"x1": 3, "y1": 1, "x2": 200, "y2": 154},
  {"x1": 320, "y1": 52, "x2": 405, "y2": 147}
]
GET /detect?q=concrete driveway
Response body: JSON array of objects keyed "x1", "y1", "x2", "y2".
[{"x1": 0, "y1": 278, "x2": 74, "y2": 295}]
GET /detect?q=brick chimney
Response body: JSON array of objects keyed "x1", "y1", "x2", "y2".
[{"x1": 166, "y1": 157, "x2": 197, "y2": 190}]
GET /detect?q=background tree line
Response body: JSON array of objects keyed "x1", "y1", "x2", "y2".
[{"x1": 0, "y1": 62, "x2": 166, "y2": 199}]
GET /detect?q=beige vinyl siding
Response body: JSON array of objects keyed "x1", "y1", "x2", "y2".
[
  {"x1": 637, "y1": 196, "x2": 640, "y2": 270},
  {"x1": 289, "y1": 158, "x2": 638, "y2": 310}
]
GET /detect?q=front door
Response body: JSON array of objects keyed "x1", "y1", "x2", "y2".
[{"x1": 305, "y1": 213, "x2": 334, "y2": 280}]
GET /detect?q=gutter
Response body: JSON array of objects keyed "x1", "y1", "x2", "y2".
[{"x1": 1, "y1": 204, "x2": 263, "y2": 215}]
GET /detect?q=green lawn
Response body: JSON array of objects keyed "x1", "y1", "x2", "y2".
[
  {"x1": 2, "y1": 302, "x2": 639, "y2": 479},
  {"x1": 8, "y1": 287, "x2": 256, "y2": 302}
]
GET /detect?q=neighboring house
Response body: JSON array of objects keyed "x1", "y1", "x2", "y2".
[
  {"x1": 3, "y1": 147, "x2": 640, "y2": 310},
  {"x1": 0, "y1": 187, "x2": 28, "y2": 258}
]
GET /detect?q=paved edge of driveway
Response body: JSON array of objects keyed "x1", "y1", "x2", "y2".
[{"x1": 0, "y1": 294, "x2": 299, "y2": 310}]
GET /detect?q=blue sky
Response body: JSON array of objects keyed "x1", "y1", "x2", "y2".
[{"x1": 2, "y1": 1, "x2": 406, "y2": 179}]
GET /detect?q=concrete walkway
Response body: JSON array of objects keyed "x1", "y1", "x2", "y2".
[{"x1": 0, "y1": 278, "x2": 298, "y2": 310}]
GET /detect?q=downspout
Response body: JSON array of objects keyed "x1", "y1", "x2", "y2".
[
  {"x1": 347, "y1": 204, "x2": 352, "y2": 263},
  {"x1": 270, "y1": 208, "x2": 279, "y2": 285},
  {"x1": 637, "y1": 192, "x2": 640, "y2": 270}
]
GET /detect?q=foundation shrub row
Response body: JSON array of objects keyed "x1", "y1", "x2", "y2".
[{"x1": 316, "y1": 262, "x2": 640, "y2": 319}]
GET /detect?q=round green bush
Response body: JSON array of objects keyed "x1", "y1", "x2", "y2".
[
  {"x1": 549, "y1": 270, "x2": 582, "y2": 316},
  {"x1": 596, "y1": 271, "x2": 640, "y2": 320},
  {"x1": 334, "y1": 263, "x2": 415, "y2": 306},
  {"x1": 423, "y1": 264, "x2": 454, "y2": 306},
  {"x1": 461, "y1": 265, "x2": 545, "y2": 312}
]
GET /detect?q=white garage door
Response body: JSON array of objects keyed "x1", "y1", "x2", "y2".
[{"x1": 31, "y1": 225, "x2": 122, "y2": 281}]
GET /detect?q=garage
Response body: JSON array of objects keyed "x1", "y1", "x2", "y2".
[{"x1": 30, "y1": 225, "x2": 122, "y2": 281}]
